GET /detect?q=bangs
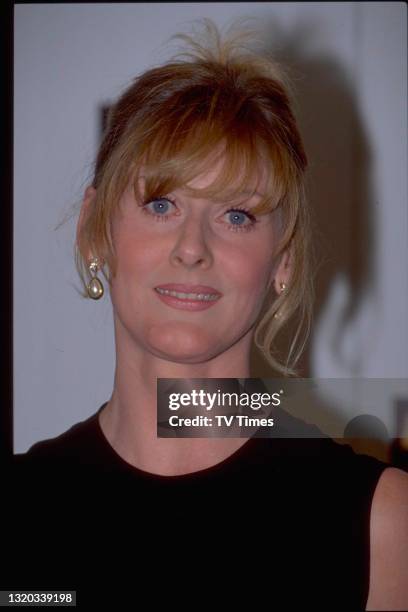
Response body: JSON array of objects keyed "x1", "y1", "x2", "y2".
[{"x1": 129, "y1": 97, "x2": 290, "y2": 215}]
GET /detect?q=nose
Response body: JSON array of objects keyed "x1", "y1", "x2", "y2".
[{"x1": 169, "y1": 215, "x2": 213, "y2": 270}]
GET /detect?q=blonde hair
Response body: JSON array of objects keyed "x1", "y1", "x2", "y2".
[{"x1": 75, "y1": 18, "x2": 314, "y2": 376}]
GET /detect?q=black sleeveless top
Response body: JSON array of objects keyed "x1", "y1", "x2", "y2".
[{"x1": 7, "y1": 402, "x2": 389, "y2": 610}]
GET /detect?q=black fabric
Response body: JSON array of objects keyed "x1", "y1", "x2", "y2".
[{"x1": 5, "y1": 403, "x2": 389, "y2": 610}]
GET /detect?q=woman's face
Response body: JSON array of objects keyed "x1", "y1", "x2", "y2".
[{"x1": 97, "y1": 160, "x2": 287, "y2": 363}]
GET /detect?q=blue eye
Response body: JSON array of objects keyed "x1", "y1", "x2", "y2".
[
  {"x1": 228, "y1": 211, "x2": 248, "y2": 225},
  {"x1": 147, "y1": 198, "x2": 174, "y2": 214},
  {"x1": 140, "y1": 197, "x2": 177, "y2": 222},
  {"x1": 224, "y1": 208, "x2": 257, "y2": 232}
]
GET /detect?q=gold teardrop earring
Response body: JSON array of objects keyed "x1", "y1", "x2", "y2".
[
  {"x1": 87, "y1": 257, "x2": 104, "y2": 300},
  {"x1": 273, "y1": 281, "x2": 287, "y2": 319}
]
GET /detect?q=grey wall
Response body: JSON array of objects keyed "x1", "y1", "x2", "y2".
[{"x1": 14, "y1": 3, "x2": 407, "y2": 452}]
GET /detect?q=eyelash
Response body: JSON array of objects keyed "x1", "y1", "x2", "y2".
[{"x1": 140, "y1": 197, "x2": 258, "y2": 233}]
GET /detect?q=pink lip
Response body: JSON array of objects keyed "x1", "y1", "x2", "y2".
[
  {"x1": 153, "y1": 284, "x2": 222, "y2": 312},
  {"x1": 155, "y1": 283, "x2": 222, "y2": 296}
]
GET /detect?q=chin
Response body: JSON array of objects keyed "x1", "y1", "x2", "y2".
[{"x1": 146, "y1": 323, "x2": 224, "y2": 363}]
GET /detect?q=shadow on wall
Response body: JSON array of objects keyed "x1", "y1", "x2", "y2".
[
  {"x1": 249, "y1": 17, "x2": 375, "y2": 380},
  {"x1": 247, "y1": 18, "x2": 398, "y2": 465}
]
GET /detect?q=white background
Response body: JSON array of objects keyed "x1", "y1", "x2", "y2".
[{"x1": 14, "y1": 3, "x2": 407, "y2": 452}]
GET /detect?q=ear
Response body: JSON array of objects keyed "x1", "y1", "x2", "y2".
[
  {"x1": 76, "y1": 185, "x2": 97, "y2": 263},
  {"x1": 271, "y1": 246, "x2": 293, "y2": 295}
]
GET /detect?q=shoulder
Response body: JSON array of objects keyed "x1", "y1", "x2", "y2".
[
  {"x1": 366, "y1": 466, "x2": 408, "y2": 611},
  {"x1": 16, "y1": 408, "x2": 102, "y2": 469}
]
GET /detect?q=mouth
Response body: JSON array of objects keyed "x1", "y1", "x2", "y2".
[{"x1": 154, "y1": 284, "x2": 222, "y2": 311}]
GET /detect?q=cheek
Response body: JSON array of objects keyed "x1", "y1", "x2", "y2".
[
  {"x1": 109, "y1": 229, "x2": 159, "y2": 314},
  {"x1": 114, "y1": 230, "x2": 161, "y2": 277},
  {"x1": 226, "y1": 243, "x2": 274, "y2": 295}
]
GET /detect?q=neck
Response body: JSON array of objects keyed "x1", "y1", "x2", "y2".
[{"x1": 98, "y1": 316, "x2": 254, "y2": 476}]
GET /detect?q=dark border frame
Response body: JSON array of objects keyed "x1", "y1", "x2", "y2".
[{"x1": 1, "y1": 0, "x2": 13, "y2": 466}]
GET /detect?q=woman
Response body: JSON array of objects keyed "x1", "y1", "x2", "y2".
[{"x1": 10, "y1": 19, "x2": 408, "y2": 610}]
